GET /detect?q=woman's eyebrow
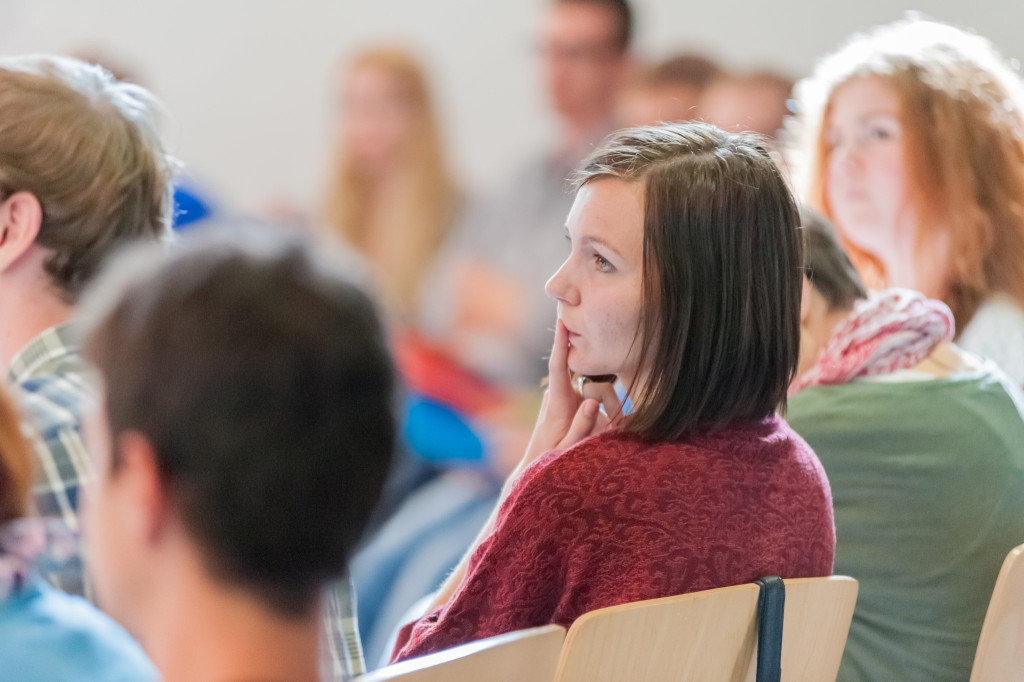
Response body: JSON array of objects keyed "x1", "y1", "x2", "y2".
[
  {"x1": 581, "y1": 234, "x2": 623, "y2": 259},
  {"x1": 856, "y1": 109, "x2": 900, "y2": 122}
]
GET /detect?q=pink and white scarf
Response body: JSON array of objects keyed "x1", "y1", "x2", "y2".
[{"x1": 792, "y1": 288, "x2": 955, "y2": 392}]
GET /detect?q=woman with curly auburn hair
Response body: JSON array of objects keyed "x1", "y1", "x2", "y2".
[{"x1": 789, "y1": 17, "x2": 1024, "y2": 384}]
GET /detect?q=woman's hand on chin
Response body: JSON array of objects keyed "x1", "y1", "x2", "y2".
[{"x1": 516, "y1": 321, "x2": 616, "y2": 476}]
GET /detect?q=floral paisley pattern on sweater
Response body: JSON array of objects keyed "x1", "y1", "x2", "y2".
[{"x1": 392, "y1": 415, "x2": 835, "y2": 662}]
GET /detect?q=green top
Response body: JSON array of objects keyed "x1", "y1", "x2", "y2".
[{"x1": 788, "y1": 364, "x2": 1024, "y2": 682}]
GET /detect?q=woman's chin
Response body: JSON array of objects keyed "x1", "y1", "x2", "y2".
[{"x1": 569, "y1": 361, "x2": 615, "y2": 380}]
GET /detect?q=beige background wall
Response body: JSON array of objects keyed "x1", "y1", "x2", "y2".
[{"x1": 1, "y1": 0, "x2": 1021, "y2": 214}]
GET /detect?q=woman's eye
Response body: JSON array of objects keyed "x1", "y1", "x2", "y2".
[
  {"x1": 594, "y1": 254, "x2": 614, "y2": 272},
  {"x1": 866, "y1": 126, "x2": 893, "y2": 141}
]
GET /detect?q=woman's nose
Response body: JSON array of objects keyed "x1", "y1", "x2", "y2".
[
  {"x1": 545, "y1": 259, "x2": 579, "y2": 306},
  {"x1": 830, "y1": 139, "x2": 863, "y2": 176}
]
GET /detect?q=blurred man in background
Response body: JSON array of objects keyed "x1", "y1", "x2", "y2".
[{"x1": 420, "y1": 0, "x2": 634, "y2": 388}]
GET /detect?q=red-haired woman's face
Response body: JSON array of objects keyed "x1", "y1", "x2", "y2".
[
  {"x1": 825, "y1": 76, "x2": 917, "y2": 275},
  {"x1": 545, "y1": 177, "x2": 644, "y2": 389}
]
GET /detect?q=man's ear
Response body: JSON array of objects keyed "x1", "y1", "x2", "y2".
[
  {"x1": 115, "y1": 431, "x2": 169, "y2": 546},
  {"x1": 0, "y1": 191, "x2": 43, "y2": 272}
]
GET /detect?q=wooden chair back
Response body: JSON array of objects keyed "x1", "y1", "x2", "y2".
[
  {"x1": 553, "y1": 576, "x2": 858, "y2": 682},
  {"x1": 970, "y1": 544, "x2": 1024, "y2": 682},
  {"x1": 354, "y1": 624, "x2": 565, "y2": 682}
]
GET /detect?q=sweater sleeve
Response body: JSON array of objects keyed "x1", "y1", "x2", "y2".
[{"x1": 390, "y1": 448, "x2": 579, "y2": 662}]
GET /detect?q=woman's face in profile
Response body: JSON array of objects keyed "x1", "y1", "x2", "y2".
[
  {"x1": 825, "y1": 75, "x2": 916, "y2": 262},
  {"x1": 545, "y1": 177, "x2": 645, "y2": 388}
]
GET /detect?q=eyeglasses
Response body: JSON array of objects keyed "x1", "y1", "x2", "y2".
[{"x1": 535, "y1": 40, "x2": 621, "y2": 65}]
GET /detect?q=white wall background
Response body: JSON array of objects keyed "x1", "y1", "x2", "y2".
[{"x1": 1, "y1": 0, "x2": 1021, "y2": 214}]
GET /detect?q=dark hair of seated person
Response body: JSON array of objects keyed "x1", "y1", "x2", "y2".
[
  {"x1": 82, "y1": 228, "x2": 398, "y2": 617},
  {"x1": 800, "y1": 205, "x2": 868, "y2": 311},
  {"x1": 556, "y1": 0, "x2": 633, "y2": 53},
  {"x1": 575, "y1": 122, "x2": 804, "y2": 439}
]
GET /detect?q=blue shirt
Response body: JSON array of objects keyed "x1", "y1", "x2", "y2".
[
  {"x1": 0, "y1": 580, "x2": 157, "y2": 681},
  {"x1": 0, "y1": 519, "x2": 156, "y2": 681}
]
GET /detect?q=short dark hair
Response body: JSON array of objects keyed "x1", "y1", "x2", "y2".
[
  {"x1": 82, "y1": 227, "x2": 397, "y2": 616},
  {"x1": 646, "y1": 53, "x2": 721, "y2": 90},
  {"x1": 575, "y1": 122, "x2": 802, "y2": 440},
  {"x1": 557, "y1": 0, "x2": 633, "y2": 53},
  {"x1": 800, "y1": 206, "x2": 867, "y2": 311}
]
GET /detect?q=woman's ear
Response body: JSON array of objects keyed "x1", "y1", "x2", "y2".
[
  {"x1": 800, "y1": 278, "x2": 813, "y2": 328},
  {"x1": 0, "y1": 191, "x2": 43, "y2": 273}
]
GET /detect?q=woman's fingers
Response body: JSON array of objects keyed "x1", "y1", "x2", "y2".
[
  {"x1": 581, "y1": 380, "x2": 624, "y2": 420},
  {"x1": 558, "y1": 399, "x2": 600, "y2": 450},
  {"x1": 548, "y1": 320, "x2": 574, "y2": 402}
]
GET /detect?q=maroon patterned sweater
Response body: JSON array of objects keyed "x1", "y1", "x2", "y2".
[{"x1": 392, "y1": 415, "x2": 835, "y2": 662}]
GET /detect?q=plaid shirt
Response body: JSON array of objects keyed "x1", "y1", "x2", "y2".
[
  {"x1": 321, "y1": 575, "x2": 368, "y2": 681},
  {"x1": 8, "y1": 324, "x2": 94, "y2": 534}
]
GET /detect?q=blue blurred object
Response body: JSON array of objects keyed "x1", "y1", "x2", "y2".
[
  {"x1": 402, "y1": 394, "x2": 485, "y2": 463},
  {"x1": 172, "y1": 182, "x2": 214, "y2": 231}
]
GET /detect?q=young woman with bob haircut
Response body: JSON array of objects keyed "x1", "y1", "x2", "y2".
[
  {"x1": 391, "y1": 122, "x2": 835, "y2": 662},
  {"x1": 789, "y1": 17, "x2": 1024, "y2": 385},
  {"x1": 0, "y1": 385, "x2": 156, "y2": 680}
]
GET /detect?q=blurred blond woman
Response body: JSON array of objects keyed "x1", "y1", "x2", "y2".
[{"x1": 325, "y1": 47, "x2": 458, "y2": 321}]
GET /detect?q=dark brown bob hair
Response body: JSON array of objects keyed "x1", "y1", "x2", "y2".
[{"x1": 574, "y1": 122, "x2": 802, "y2": 440}]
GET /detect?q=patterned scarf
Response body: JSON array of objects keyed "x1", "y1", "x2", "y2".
[
  {"x1": 0, "y1": 518, "x2": 78, "y2": 601},
  {"x1": 793, "y1": 288, "x2": 955, "y2": 392}
]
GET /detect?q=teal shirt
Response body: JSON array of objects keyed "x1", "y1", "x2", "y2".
[
  {"x1": 0, "y1": 579, "x2": 156, "y2": 681},
  {"x1": 789, "y1": 365, "x2": 1024, "y2": 682}
]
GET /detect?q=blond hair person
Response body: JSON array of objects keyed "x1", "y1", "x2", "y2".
[
  {"x1": 325, "y1": 47, "x2": 458, "y2": 321},
  {"x1": 789, "y1": 17, "x2": 1024, "y2": 384}
]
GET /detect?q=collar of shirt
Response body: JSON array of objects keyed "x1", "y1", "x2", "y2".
[{"x1": 8, "y1": 323, "x2": 81, "y2": 385}]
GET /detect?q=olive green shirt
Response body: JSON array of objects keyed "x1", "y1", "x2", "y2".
[{"x1": 789, "y1": 364, "x2": 1024, "y2": 681}]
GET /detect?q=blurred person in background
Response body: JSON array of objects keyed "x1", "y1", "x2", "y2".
[
  {"x1": 617, "y1": 52, "x2": 721, "y2": 127},
  {"x1": 789, "y1": 208, "x2": 1024, "y2": 681},
  {"x1": 419, "y1": 0, "x2": 633, "y2": 388},
  {"x1": 81, "y1": 229, "x2": 397, "y2": 682},
  {"x1": 325, "y1": 46, "x2": 459, "y2": 324},
  {"x1": 700, "y1": 69, "x2": 794, "y2": 138},
  {"x1": 790, "y1": 17, "x2": 1024, "y2": 385},
  {"x1": 0, "y1": 383, "x2": 156, "y2": 681},
  {"x1": 0, "y1": 55, "x2": 174, "y2": 596}
]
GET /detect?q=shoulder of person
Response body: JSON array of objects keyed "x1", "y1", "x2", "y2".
[
  {"x1": 510, "y1": 430, "x2": 644, "y2": 494},
  {"x1": 958, "y1": 294, "x2": 1024, "y2": 386}
]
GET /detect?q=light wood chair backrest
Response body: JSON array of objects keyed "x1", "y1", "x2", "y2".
[
  {"x1": 971, "y1": 544, "x2": 1024, "y2": 682},
  {"x1": 553, "y1": 576, "x2": 858, "y2": 682},
  {"x1": 354, "y1": 624, "x2": 565, "y2": 682}
]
